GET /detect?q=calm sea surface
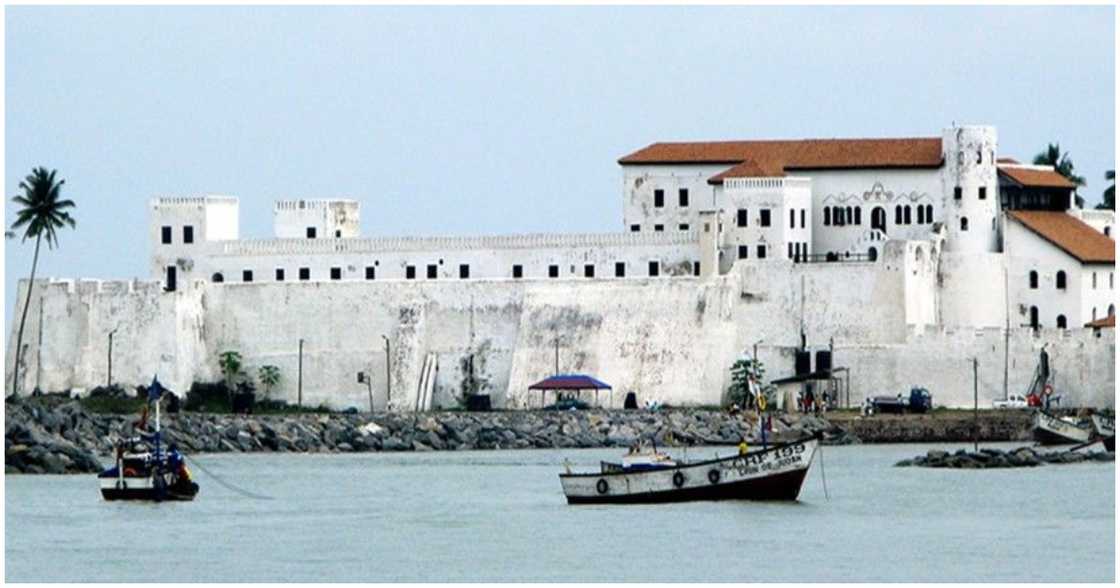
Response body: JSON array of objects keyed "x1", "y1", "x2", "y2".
[{"x1": 5, "y1": 443, "x2": 1114, "y2": 582}]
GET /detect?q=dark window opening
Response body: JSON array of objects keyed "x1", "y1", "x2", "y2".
[
  {"x1": 306, "y1": 227, "x2": 317, "y2": 239},
  {"x1": 824, "y1": 207, "x2": 831, "y2": 226},
  {"x1": 757, "y1": 244, "x2": 766, "y2": 259},
  {"x1": 335, "y1": 230, "x2": 341, "y2": 238},
  {"x1": 954, "y1": 186, "x2": 962, "y2": 200},
  {"x1": 548, "y1": 265, "x2": 559, "y2": 278},
  {"x1": 790, "y1": 209, "x2": 796, "y2": 228},
  {"x1": 960, "y1": 217, "x2": 969, "y2": 231},
  {"x1": 854, "y1": 207, "x2": 861, "y2": 225},
  {"x1": 788, "y1": 242, "x2": 794, "y2": 259},
  {"x1": 512, "y1": 265, "x2": 523, "y2": 279},
  {"x1": 925, "y1": 204, "x2": 933, "y2": 223},
  {"x1": 161, "y1": 226, "x2": 172, "y2": 244},
  {"x1": 427, "y1": 265, "x2": 438, "y2": 279},
  {"x1": 738, "y1": 245, "x2": 748, "y2": 259},
  {"x1": 678, "y1": 188, "x2": 689, "y2": 207},
  {"x1": 654, "y1": 224, "x2": 664, "y2": 232},
  {"x1": 165, "y1": 266, "x2": 177, "y2": 291},
  {"x1": 1056, "y1": 270, "x2": 1066, "y2": 290},
  {"x1": 693, "y1": 261, "x2": 700, "y2": 276},
  {"x1": 846, "y1": 207, "x2": 853, "y2": 225},
  {"x1": 679, "y1": 224, "x2": 689, "y2": 231},
  {"x1": 904, "y1": 206, "x2": 912, "y2": 225},
  {"x1": 871, "y1": 207, "x2": 886, "y2": 232},
  {"x1": 654, "y1": 189, "x2": 665, "y2": 208},
  {"x1": 211, "y1": 272, "x2": 224, "y2": 283},
  {"x1": 615, "y1": 262, "x2": 625, "y2": 277},
  {"x1": 737, "y1": 209, "x2": 748, "y2": 227},
  {"x1": 1057, "y1": 315, "x2": 1067, "y2": 329},
  {"x1": 584, "y1": 264, "x2": 595, "y2": 278},
  {"x1": 365, "y1": 266, "x2": 376, "y2": 280},
  {"x1": 800, "y1": 209, "x2": 806, "y2": 228},
  {"x1": 917, "y1": 206, "x2": 925, "y2": 224},
  {"x1": 630, "y1": 224, "x2": 640, "y2": 232},
  {"x1": 299, "y1": 268, "x2": 310, "y2": 281},
  {"x1": 459, "y1": 264, "x2": 470, "y2": 279},
  {"x1": 406, "y1": 266, "x2": 416, "y2": 280},
  {"x1": 759, "y1": 209, "x2": 771, "y2": 227},
  {"x1": 979, "y1": 186, "x2": 987, "y2": 200},
  {"x1": 330, "y1": 267, "x2": 342, "y2": 280},
  {"x1": 1029, "y1": 306, "x2": 1039, "y2": 330},
  {"x1": 1029, "y1": 270, "x2": 1038, "y2": 289},
  {"x1": 183, "y1": 226, "x2": 194, "y2": 244},
  {"x1": 895, "y1": 205, "x2": 903, "y2": 225},
  {"x1": 648, "y1": 261, "x2": 660, "y2": 277},
  {"x1": 275, "y1": 268, "x2": 285, "y2": 281},
  {"x1": 242, "y1": 270, "x2": 253, "y2": 283}
]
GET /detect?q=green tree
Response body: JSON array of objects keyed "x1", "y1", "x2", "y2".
[
  {"x1": 1097, "y1": 169, "x2": 1115, "y2": 211},
  {"x1": 1033, "y1": 143, "x2": 1086, "y2": 207},
  {"x1": 258, "y1": 365, "x2": 281, "y2": 399},
  {"x1": 8, "y1": 168, "x2": 76, "y2": 396},
  {"x1": 218, "y1": 350, "x2": 243, "y2": 390}
]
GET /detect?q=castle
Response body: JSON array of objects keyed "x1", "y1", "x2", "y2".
[{"x1": 7, "y1": 125, "x2": 1116, "y2": 410}]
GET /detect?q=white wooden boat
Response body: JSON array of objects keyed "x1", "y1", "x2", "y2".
[
  {"x1": 1031, "y1": 411, "x2": 1092, "y2": 446},
  {"x1": 1091, "y1": 414, "x2": 1115, "y2": 452},
  {"x1": 560, "y1": 436, "x2": 818, "y2": 504}
]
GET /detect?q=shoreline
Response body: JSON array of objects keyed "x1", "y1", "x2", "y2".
[{"x1": 5, "y1": 398, "x2": 1039, "y2": 474}]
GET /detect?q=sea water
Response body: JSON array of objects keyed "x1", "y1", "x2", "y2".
[{"x1": 4, "y1": 443, "x2": 1114, "y2": 582}]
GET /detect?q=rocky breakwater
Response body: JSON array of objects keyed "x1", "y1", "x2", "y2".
[
  {"x1": 895, "y1": 446, "x2": 1115, "y2": 469},
  {"x1": 5, "y1": 398, "x2": 857, "y2": 474}
]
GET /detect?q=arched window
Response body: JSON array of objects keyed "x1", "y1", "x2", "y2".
[
  {"x1": 917, "y1": 205, "x2": 925, "y2": 224},
  {"x1": 1029, "y1": 270, "x2": 1038, "y2": 289},
  {"x1": 895, "y1": 205, "x2": 902, "y2": 225},
  {"x1": 1106, "y1": 226, "x2": 1112, "y2": 237},
  {"x1": 1056, "y1": 270, "x2": 1067, "y2": 290},
  {"x1": 824, "y1": 207, "x2": 831, "y2": 226},
  {"x1": 854, "y1": 207, "x2": 862, "y2": 225},
  {"x1": 1092, "y1": 271, "x2": 1097, "y2": 289},
  {"x1": 1030, "y1": 306, "x2": 1039, "y2": 329},
  {"x1": 1110, "y1": 304, "x2": 1115, "y2": 317},
  {"x1": 867, "y1": 247, "x2": 878, "y2": 262},
  {"x1": 925, "y1": 204, "x2": 933, "y2": 223},
  {"x1": 846, "y1": 207, "x2": 853, "y2": 225},
  {"x1": 211, "y1": 272, "x2": 224, "y2": 283},
  {"x1": 904, "y1": 206, "x2": 912, "y2": 225},
  {"x1": 960, "y1": 217, "x2": 969, "y2": 231},
  {"x1": 871, "y1": 207, "x2": 886, "y2": 232},
  {"x1": 1056, "y1": 315, "x2": 1067, "y2": 329},
  {"x1": 1092, "y1": 307, "x2": 1097, "y2": 320},
  {"x1": 836, "y1": 206, "x2": 845, "y2": 226}
]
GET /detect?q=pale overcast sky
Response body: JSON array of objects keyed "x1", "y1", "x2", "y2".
[{"x1": 4, "y1": 5, "x2": 1115, "y2": 319}]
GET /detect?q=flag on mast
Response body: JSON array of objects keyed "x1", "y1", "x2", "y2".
[{"x1": 147, "y1": 376, "x2": 163, "y2": 403}]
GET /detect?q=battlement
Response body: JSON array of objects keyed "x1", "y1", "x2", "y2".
[
  {"x1": 216, "y1": 230, "x2": 700, "y2": 257},
  {"x1": 150, "y1": 195, "x2": 238, "y2": 208},
  {"x1": 274, "y1": 199, "x2": 359, "y2": 211}
]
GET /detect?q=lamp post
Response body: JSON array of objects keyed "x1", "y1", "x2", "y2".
[
  {"x1": 382, "y1": 335, "x2": 391, "y2": 411},
  {"x1": 107, "y1": 327, "x2": 119, "y2": 387},
  {"x1": 298, "y1": 338, "x2": 304, "y2": 408}
]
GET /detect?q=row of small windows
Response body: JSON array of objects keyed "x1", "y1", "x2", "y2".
[
  {"x1": 212, "y1": 261, "x2": 700, "y2": 283},
  {"x1": 953, "y1": 186, "x2": 987, "y2": 200},
  {"x1": 631, "y1": 223, "x2": 689, "y2": 232},
  {"x1": 160, "y1": 225, "x2": 194, "y2": 244},
  {"x1": 1029, "y1": 270, "x2": 1115, "y2": 290},
  {"x1": 822, "y1": 205, "x2": 935, "y2": 227},
  {"x1": 1029, "y1": 305, "x2": 1116, "y2": 329},
  {"x1": 736, "y1": 208, "x2": 773, "y2": 228},
  {"x1": 653, "y1": 188, "x2": 689, "y2": 209}
]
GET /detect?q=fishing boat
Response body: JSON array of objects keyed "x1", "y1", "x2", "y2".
[
  {"x1": 559, "y1": 435, "x2": 819, "y2": 504},
  {"x1": 1031, "y1": 411, "x2": 1092, "y2": 446},
  {"x1": 1091, "y1": 413, "x2": 1115, "y2": 452},
  {"x1": 97, "y1": 377, "x2": 199, "y2": 501}
]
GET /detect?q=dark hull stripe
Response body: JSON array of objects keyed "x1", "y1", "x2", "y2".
[
  {"x1": 101, "y1": 486, "x2": 198, "y2": 502},
  {"x1": 1032, "y1": 428, "x2": 1089, "y2": 446},
  {"x1": 565, "y1": 467, "x2": 810, "y2": 504}
]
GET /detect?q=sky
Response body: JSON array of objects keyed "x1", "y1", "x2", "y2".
[{"x1": 4, "y1": 5, "x2": 1116, "y2": 324}]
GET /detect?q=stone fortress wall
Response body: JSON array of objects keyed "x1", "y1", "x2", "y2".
[{"x1": 7, "y1": 238, "x2": 1113, "y2": 410}]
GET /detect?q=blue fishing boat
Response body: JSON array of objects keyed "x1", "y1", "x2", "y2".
[{"x1": 97, "y1": 377, "x2": 199, "y2": 501}]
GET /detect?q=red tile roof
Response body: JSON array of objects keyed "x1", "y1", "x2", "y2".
[
  {"x1": 997, "y1": 157, "x2": 1020, "y2": 164},
  {"x1": 998, "y1": 165, "x2": 1077, "y2": 189},
  {"x1": 1008, "y1": 210, "x2": 1115, "y2": 264},
  {"x1": 1085, "y1": 314, "x2": 1115, "y2": 329},
  {"x1": 617, "y1": 137, "x2": 945, "y2": 183}
]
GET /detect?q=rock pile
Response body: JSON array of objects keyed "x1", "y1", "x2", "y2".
[
  {"x1": 895, "y1": 446, "x2": 1114, "y2": 469},
  {"x1": 5, "y1": 398, "x2": 853, "y2": 474}
]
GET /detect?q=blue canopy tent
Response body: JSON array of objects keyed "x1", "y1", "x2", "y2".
[{"x1": 527, "y1": 374, "x2": 613, "y2": 408}]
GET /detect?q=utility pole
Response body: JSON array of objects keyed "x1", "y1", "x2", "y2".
[
  {"x1": 298, "y1": 338, "x2": 304, "y2": 408},
  {"x1": 973, "y1": 357, "x2": 979, "y2": 452},
  {"x1": 382, "y1": 335, "x2": 391, "y2": 411},
  {"x1": 1003, "y1": 241, "x2": 1010, "y2": 401},
  {"x1": 107, "y1": 327, "x2": 119, "y2": 387},
  {"x1": 554, "y1": 336, "x2": 560, "y2": 375}
]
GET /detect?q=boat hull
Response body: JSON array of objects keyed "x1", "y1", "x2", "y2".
[
  {"x1": 98, "y1": 476, "x2": 198, "y2": 502},
  {"x1": 1032, "y1": 411, "x2": 1091, "y2": 445},
  {"x1": 560, "y1": 437, "x2": 818, "y2": 504}
]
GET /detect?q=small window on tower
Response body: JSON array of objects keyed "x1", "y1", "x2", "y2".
[
  {"x1": 648, "y1": 261, "x2": 660, "y2": 277},
  {"x1": 979, "y1": 186, "x2": 987, "y2": 200},
  {"x1": 335, "y1": 230, "x2": 342, "y2": 238},
  {"x1": 654, "y1": 224, "x2": 664, "y2": 232},
  {"x1": 512, "y1": 265, "x2": 523, "y2": 279},
  {"x1": 459, "y1": 264, "x2": 470, "y2": 279},
  {"x1": 299, "y1": 267, "x2": 310, "y2": 281},
  {"x1": 737, "y1": 209, "x2": 748, "y2": 227},
  {"x1": 275, "y1": 268, "x2": 285, "y2": 281},
  {"x1": 630, "y1": 224, "x2": 640, "y2": 232},
  {"x1": 615, "y1": 262, "x2": 625, "y2": 278},
  {"x1": 365, "y1": 266, "x2": 376, "y2": 280},
  {"x1": 954, "y1": 187, "x2": 962, "y2": 200},
  {"x1": 960, "y1": 217, "x2": 969, "y2": 231},
  {"x1": 161, "y1": 226, "x2": 172, "y2": 244},
  {"x1": 693, "y1": 261, "x2": 700, "y2": 276},
  {"x1": 427, "y1": 265, "x2": 438, "y2": 279},
  {"x1": 406, "y1": 266, "x2": 416, "y2": 280},
  {"x1": 679, "y1": 224, "x2": 689, "y2": 231},
  {"x1": 584, "y1": 264, "x2": 595, "y2": 278},
  {"x1": 330, "y1": 267, "x2": 342, "y2": 280},
  {"x1": 679, "y1": 188, "x2": 689, "y2": 207},
  {"x1": 759, "y1": 209, "x2": 771, "y2": 227},
  {"x1": 306, "y1": 227, "x2": 317, "y2": 239},
  {"x1": 183, "y1": 226, "x2": 194, "y2": 244},
  {"x1": 800, "y1": 209, "x2": 806, "y2": 229},
  {"x1": 757, "y1": 244, "x2": 767, "y2": 259},
  {"x1": 654, "y1": 189, "x2": 665, "y2": 208},
  {"x1": 548, "y1": 265, "x2": 559, "y2": 278},
  {"x1": 242, "y1": 270, "x2": 253, "y2": 283},
  {"x1": 738, "y1": 245, "x2": 748, "y2": 259}
]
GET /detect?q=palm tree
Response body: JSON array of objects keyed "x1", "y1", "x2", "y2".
[
  {"x1": 8, "y1": 168, "x2": 76, "y2": 396},
  {"x1": 1033, "y1": 143, "x2": 1087, "y2": 207},
  {"x1": 258, "y1": 365, "x2": 281, "y2": 399},
  {"x1": 1098, "y1": 169, "x2": 1115, "y2": 210}
]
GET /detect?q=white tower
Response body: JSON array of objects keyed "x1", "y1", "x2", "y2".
[
  {"x1": 941, "y1": 125, "x2": 1000, "y2": 253},
  {"x1": 149, "y1": 196, "x2": 239, "y2": 288}
]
